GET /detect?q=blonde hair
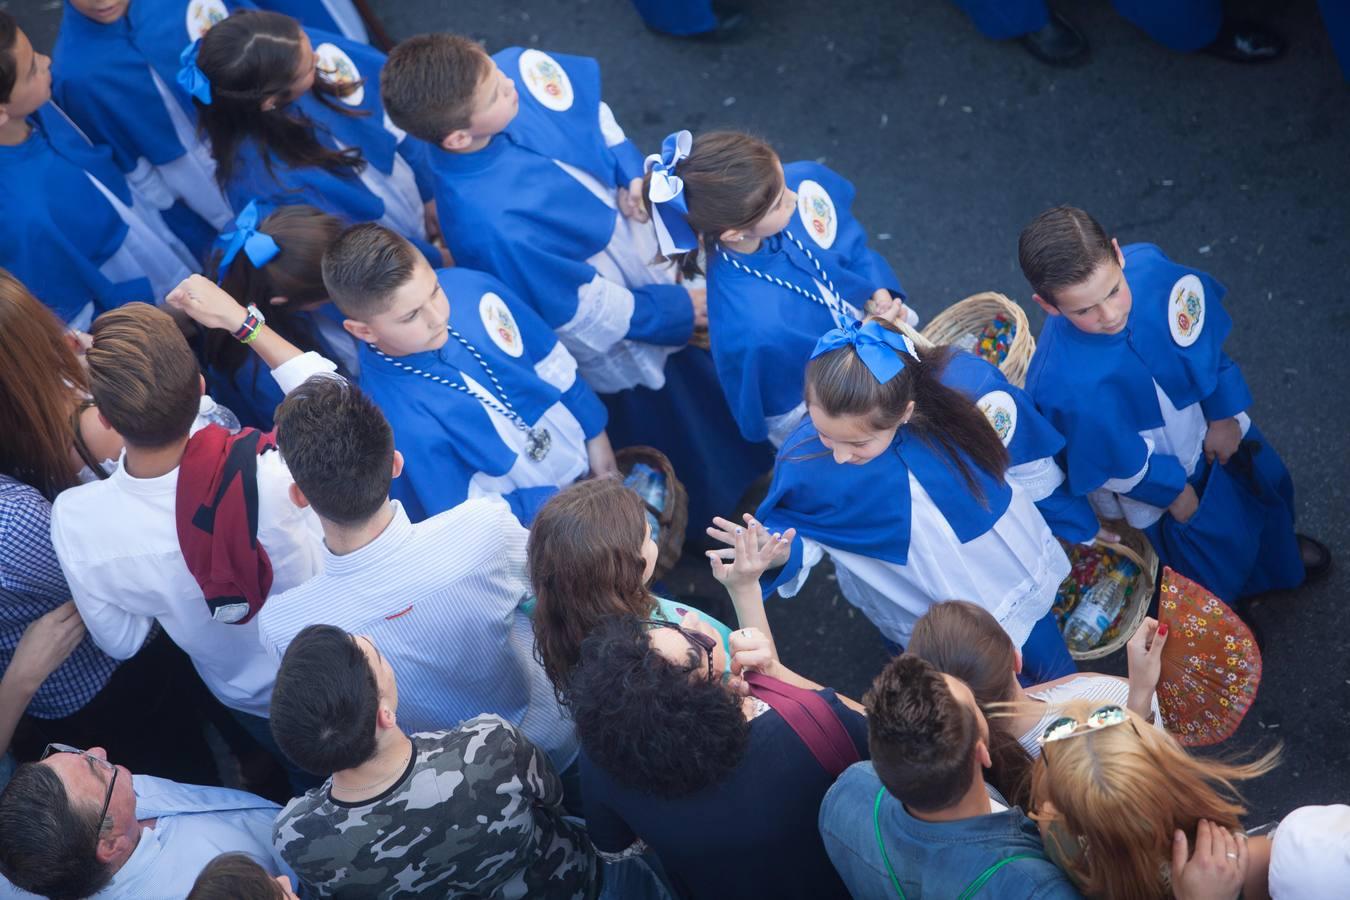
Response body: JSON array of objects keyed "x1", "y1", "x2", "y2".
[{"x1": 1029, "y1": 699, "x2": 1279, "y2": 900}]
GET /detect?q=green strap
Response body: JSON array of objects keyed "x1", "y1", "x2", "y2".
[{"x1": 872, "y1": 787, "x2": 1046, "y2": 899}]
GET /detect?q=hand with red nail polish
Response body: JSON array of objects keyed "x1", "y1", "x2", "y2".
[{"x1": 1126, "y1": 616, "x2": 1168, "y2": 720}]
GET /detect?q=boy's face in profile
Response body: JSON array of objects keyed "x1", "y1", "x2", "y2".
[
  {"x1": 1035, "y1": 239, "x2": 1134, "y2": 336},
  {"x1": 453, "y1": 55, "x2": 519, "y2": 145},
  {"x1": 344, "y1": 257, "x2": 451, "y2": 357}
]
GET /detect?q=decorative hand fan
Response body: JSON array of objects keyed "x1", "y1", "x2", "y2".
[{"x1": 1156, "y1": 567, "x2": 1262, "y2": 747}]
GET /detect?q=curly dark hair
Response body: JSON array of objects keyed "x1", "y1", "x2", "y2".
[
  {"x1": 864, "y1": 653, "x2": 980, "y2": 813},
  {"x1": 569, "y1": 616, "x2": 749, "y2": 798}
]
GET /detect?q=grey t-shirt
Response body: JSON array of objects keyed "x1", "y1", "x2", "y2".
[{"x1": 273, "y1": 716, "x2": 598, "y2": 898}]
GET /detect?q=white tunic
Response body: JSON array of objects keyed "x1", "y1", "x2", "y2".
[{"x1": 780, "y1": 477, "x2": 1070, "y2": 650}]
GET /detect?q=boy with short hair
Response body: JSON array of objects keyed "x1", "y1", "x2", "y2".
[
  {"x1": 379, "y1": 33, "x2": 698, "y2": 394},
  {"x1": 1020, "y1": 206, "x2": 1327, "y2": 604},
  {"x1": 258, "y1": 376, "x2": 576, "y2": 770},
  {"x1": 270, "y1": 627, "x2": 599, "y2": 898},
  {"x1": 172, "y1": 223, "x2": 614, "y2": 525},
  {"x1": 49, "y1": 295, "x2": 334, "y2": 763},
  {"x1": 818, "y1": 654, "x2": 1079, "y2": 898}
]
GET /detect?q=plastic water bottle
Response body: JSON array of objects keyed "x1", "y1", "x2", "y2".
[
  {"x1": 623, "y1": 463, "x2": 665, "y2": 544},
  {"x1": 1063, "y1": 561, "x2": 1139, "y2": 652}
]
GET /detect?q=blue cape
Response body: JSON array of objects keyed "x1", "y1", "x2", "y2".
[
  {"x1": 427, "y1": 48, "x2": 690, "y2": 346},
  {"x1": 51, "y1": 0, "x2": 253, "y2": 173},
  {"x1": 222, "y1": 29, "x2": 433, "y2": 234},
  {"x1": 253, "y1": 0, "x2": 364, "y2": 41},
  {"x1": 707, "y1": 161, "x2": 903, "y2": 442},
  {"x1": 755, "y1": 352, "x2": 1017, "y2": 591},
  {"x1": 361, "y1": 268, "x2": 607, "y2": 523},
  {"x1": 1027, "y1": 243, "x2": 1252, "y2": 497},
  {"x1": 0, "y1": 104, "x2": 148, "y2": 322}
]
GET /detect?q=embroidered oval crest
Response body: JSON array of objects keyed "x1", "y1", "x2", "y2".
[
  {"x1": 315, "y1": 43, "x2": 365, "y2": 107},
  {"x1": 1168, "y1": 274, "x2": 1206, "y2": 348},
  {"x1": 479, "y1": 292, "x2": 525, "y2": 358},
  {"x1": 519, "y1": 49, "x2": 574, "y2": 112},
  {"x1": 185, "y1": 0, "x2": 229, "y2": 41},
  {"x1": 977, "y1": 390, "x2": 1018, "y2": 447},
  {"x1": 795, "y1": 179, "x2": 838, "y2": 249}
]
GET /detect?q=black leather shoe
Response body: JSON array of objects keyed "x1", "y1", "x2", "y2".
[
  {"x1": 1297, "y1": 533, "x2": 1332, "y2": 584},
  {"x1": 1204, "y1": 20, "x2": 1285, "y2": 63},
  {"x1": 1019, "y1": 11, "x2": 1089, "y2": 66}
]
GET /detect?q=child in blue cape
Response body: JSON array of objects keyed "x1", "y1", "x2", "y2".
[
  {"x1": 52, "y1": 0, "x2": 242, "y2": 256},
  {"x1": 714, "y1": 319, "x2": 1101, "y2": 684},
  {"x1": 646, "y1": 129, "x2": 915, "y2": 447},
  {"x1": 1021, "y1": 206, "x2": 1328, "y2": 604},
  {"x1": 378, "y1": 35, "x2": 772, "y2": 534},
  {"x1": 172, "y1": 222, "x2": 615, "y2": 526},
  {"x1": 187, "y1": 11, "x2": 444, "y2": 266},
  {"x1": 0, "y1": 14, "x2": 195, "y2": 330},
  {"x1": 198, "y1": 202, "x2": 360, "y2": 429}
]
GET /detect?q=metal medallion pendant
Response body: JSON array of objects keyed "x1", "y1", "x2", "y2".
[{"x1": 525, "y1": 426, "x2": 552, "y2": 461}]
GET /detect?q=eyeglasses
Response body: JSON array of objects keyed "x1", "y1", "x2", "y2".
[
  {"x1": 641, "y1": 618, "x2": 718, "y2": 681},
  {"x1": 1036, "y1": 704, "x2": 1143, "y2": 776},
  {"x1": 41, "y1": 744, "x2": 118, "y2": 829}
]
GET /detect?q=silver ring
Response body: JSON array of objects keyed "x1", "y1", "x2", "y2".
[{"x1": 1225, "y1": 852, "x2": 1238, "y2": 860}]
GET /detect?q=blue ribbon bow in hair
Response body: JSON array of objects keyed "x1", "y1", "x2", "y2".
[
  {"x1": 216, "y1": 201, "x2": 281, "y2": 283},
  {"x1": 644, "y1": 130, "x2": 698, "y2": 257},
  {"x1": 810, "y1": 319, "x2": 918, "y2": 384},
  {"x1": 177, "y1": 40, "x2": 212, "y2": 105}
]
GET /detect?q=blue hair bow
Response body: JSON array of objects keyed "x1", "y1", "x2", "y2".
[
  {"x1": 177, "y1": 40, "x2": 212, "y2": 105},
  {"x1": 216, "y1": 201, "x2": 281, "y2": 283},
  {"x1": 810, "y1": 319, "x2": 918, "y2": 384},
  {"x1": 644, "y1": 130, "x2": 698, "y2": 257}
]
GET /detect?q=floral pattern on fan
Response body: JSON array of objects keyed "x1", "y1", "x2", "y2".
[{"x1": 1156, "y1": 566, "x2": 1262, "y2": 747}]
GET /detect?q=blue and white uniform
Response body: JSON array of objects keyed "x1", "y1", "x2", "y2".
[
  {"x1": 219, "y1": 30, "x2": 437, "y2": 262},
  {"x1": 707, "y1": 162, "x2": 910, "y2": 446},
  {"x1": 0, "y1": 104, "x2": 195, "y2": 329},
  {"x1": 427, "y1": 47, "x2": 693, "y2": 394},
  {"x1": 360, "y1": 267, "x2": 608, "y2": 526},
  {"x1": 428, "y1": 49, "x2": 773, "y2": 531},
  {"x1": 756, "y1": 351, "x2": 1084, "y2": 682},
  {"x1": 51, "y1": 0, "x2": 241, "y2": 255},
  {"x1": 1027, "y1": 243, "x2": 1303, "y2": 604},
  {"x1": 254, "y1": 0, "x2": 368, "y2": 42}
]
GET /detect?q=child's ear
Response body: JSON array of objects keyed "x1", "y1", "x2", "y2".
[
  {"x1": 390, "y1": 449, "x2": 404, "y2": 480},
  {"x1": 268, "y1": 295, "x2": 290, "y2": 307},
  {"x1": 0, "y1": 105, "x2": 10, "y2": 129},
  {"x1": 440, "y1": 129, "x2": 472, "y2": 152},
  {"x1": 198, "y1": 374, "x2": 206, "y2": 396},
  {"x1": 342, "y1": 318, "x2": 376, "y2": 343},
  {"x1": 288, "y1": 482, "x2": 310, "y2": 510},
  {"x1": 1031, "y1": 293, "x2": 1060, "y2": 317},
  {"x1": 719, "y1": 228, "x2": 745, "y2": 244},
  {"x1": 1112, "y1": 238, "x2": 1125, "y2": 270}
]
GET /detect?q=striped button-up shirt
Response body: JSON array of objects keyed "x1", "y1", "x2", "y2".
[
  {"x1": 0, "y1": 476, "x2": 120, "y2": 719},
  {"x1": 257, "y1": 497, "x2": 577, "y2": 769}
]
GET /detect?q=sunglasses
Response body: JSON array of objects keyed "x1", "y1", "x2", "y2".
[
  {"x1": 41, "y1": 744, "x2": 117, "y2": 829},
  {"x1": 1039, "y1": 704, "x2": 1133, "y2": 745},
  {"x1": 642, "y1": 618, "x2": 718, "y2": 680}
]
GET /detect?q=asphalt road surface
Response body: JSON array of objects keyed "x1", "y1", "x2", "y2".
[{"x1": 15, "y1": 0, "x2": 1348, "y2": 822}]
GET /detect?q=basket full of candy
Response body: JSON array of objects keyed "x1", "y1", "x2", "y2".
[
  {"x1": 921, "y1": 292, "x2": 1034, "y2": 387},
  {"x1": 617, "y1": 446, "x2": 689, "y2": 581},
  {"x1": 1053, "y1": 522, "x2": 1159, "y2": 661}
]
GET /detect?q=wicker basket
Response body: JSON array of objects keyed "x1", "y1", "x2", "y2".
[
  {"x1": 616, "y1": 445, "x2": 688, "y2": 581},
  {"x1": 1064, "y1": 521, "x2": 1160, "y2": 661},
  {"x1": 921, "y1": 292, "x2": 1034, "y2": 387}
]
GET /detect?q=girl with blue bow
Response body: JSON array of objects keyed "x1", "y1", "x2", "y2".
[
  {"x1": 645, "y1": 130, "x2": 913, "y2": 447},
  {"x1": 185, "y1": 10, "x2": 445, "y2": 266},
  {"x1": 715, "y1": 318, "x2": 1091, "y2": 683},
  {"x1": 198, "y1": 201, "x2": 359, "y2": 428}
]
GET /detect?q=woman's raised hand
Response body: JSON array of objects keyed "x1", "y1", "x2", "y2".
[
  {"x1": 706, "y1": 518, "x2": 795, "y2": 587},
  {"x1": 165, "y1": 274, "x2": 249, "y2": 333}
]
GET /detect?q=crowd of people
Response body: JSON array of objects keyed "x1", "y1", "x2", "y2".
[{"x1": 0, "y1": 1, "x2": 1342, "y2": 898}]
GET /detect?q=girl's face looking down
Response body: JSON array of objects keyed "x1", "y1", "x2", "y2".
[
  {"x1": 720, "y1": 159, "x2": 797, "y2": 245},
  {"x1": 808, "y1": 402, "x2": 913, "y2": 465},
  {"x1": 265, "y1": 30, "x2": 318, "y2": 110}
]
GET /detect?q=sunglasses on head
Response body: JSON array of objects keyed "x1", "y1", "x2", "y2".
[
  {"x1": 1039, "y1": 704, "x2": 1133, "y2": 746},
  {"x1": 642, "y1": 618, "x2": 718, "y2": 680}
]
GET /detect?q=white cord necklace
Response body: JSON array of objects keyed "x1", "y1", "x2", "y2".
[
  {"x1": 717, "y1": 229, "x2": 855, "y2": 326},
  {"x1": 369, "y1": 328, "x2": 552, "y2": 461}
]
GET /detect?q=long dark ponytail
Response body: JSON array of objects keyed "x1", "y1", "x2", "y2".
[
  {"x1": 640, "y1": 131, "x2": 782, "y2": 279},
  {"x1": 804, "y1": 320, "x2": 1009, "y2": 501},
  {"x1": 195, "y1": 11, "x2": 366, "y2": 188}
]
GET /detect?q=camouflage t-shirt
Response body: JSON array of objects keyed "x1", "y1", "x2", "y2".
[{"x1": 273, "y1": 715, "x2": 599, "y2": 898}]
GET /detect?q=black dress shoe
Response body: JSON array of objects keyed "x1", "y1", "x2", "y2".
[
  {"x1": 1297, "y1": 533, "x2": 1332, "y2": 584},
  {"x1": 1204, "y1": 19, "x2": 1285, "y2": 63},
  {"x1": 1019, "y1": 10, "x2": 1089, "y2": 66}
]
